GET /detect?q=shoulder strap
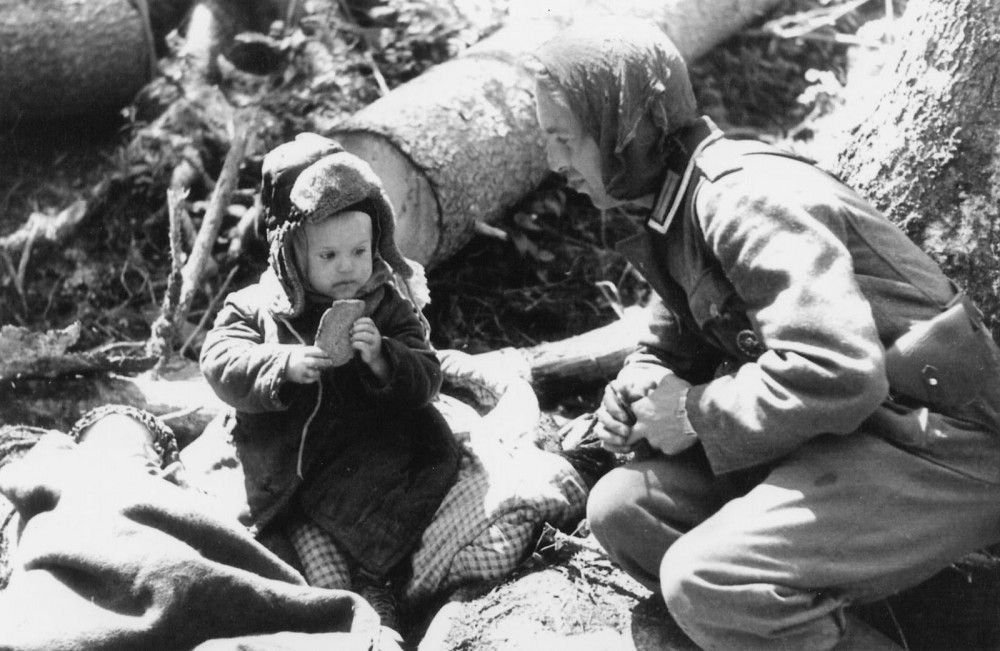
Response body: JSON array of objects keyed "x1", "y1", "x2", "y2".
[{"x1": 647, "y1": 127, "x2": 817, "y2": 235}]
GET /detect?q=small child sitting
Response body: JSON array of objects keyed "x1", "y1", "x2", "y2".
[{"x1": 200, "y1": 135, "x2": 461, "y2": 632}]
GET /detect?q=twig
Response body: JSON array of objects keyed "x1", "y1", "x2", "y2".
[
  {"x1": 335, "y1": 0, "x2": 390, "y2": 96},
  {"x1": 474, "y1": 220, "x2": 509, "y2": 241},
  {"x1": 594, "y1": 280, "x2": 625, "y2": 320},
  {"x1": 0, "y1": 199, "x2": 88, "y2": 253},
  {"x1": 335, "y1": 0, "x2": 355, "y2": 22},
  {"x1": 759, "y1": 0, "x2": 870, "y2": 39},
  {"x1": 744, "y1": 28, "x2": 883, "y2": 48},
  {"x1": 41, "y1": 277, "x2": 64, "y2": 321},
  {"x1": 179, "y1": 264, "x2": 240, "y2": 358},
  {"x1": 363, "y1": 50, "x2": 391, "y2": 96},
  {"x1": 176, "y1": 119, "x2": 249, "y2": 330},
  {"x1": 285, "y1": 0, "x2": 301, "y2": 28},
  {"x1": 0, "y1": 179, "x2": 23, "y2": 217},
  {"x1": 15, "y1": 224, "x2": 39, "y2": 312},
  {"x1": 158, "y1": 405, "x2": 202, "y2": 422},
  {"x1": 146, "y1": 186, "x2": 188, "y2": 363}
]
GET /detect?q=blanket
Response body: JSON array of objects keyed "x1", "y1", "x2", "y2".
[{"x1": 0, "y1": 434, "x2": 386, "y2": 651}]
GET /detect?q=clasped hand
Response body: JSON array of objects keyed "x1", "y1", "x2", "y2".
[
  {"x1": 595, "y1": 367, "x2": 696, "y2": 455},
  {"x1": 286, "y1": 317, "x2": 386, "y2": 383}
]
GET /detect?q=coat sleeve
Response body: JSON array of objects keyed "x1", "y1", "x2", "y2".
[
  {"x1": 689, "y1": 172, "x2": 889, "y2": 474},
  {"x1": 614, "y1": 232, "x2": 724, "y2": 386},
  {"x1": 623, "y1": 295, "x2": 724, "y2": 386},
  {"x1": 361, "y1": 286, "x2": 442, "y2": 410},
  {"x1": 200, "y1": 295, "x2": 294, "y2": 414}
]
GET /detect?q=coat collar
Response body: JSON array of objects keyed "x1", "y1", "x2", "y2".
[{"x1": 646, "y1": 117, "x2": 722, "y2": 235}]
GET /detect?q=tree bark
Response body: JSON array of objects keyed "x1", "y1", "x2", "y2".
[
  {"x1": 833, "y1": 1, "x2": 1000, "y2": 641},
  {"x1": 0, "y1": 0, "x2": 189, "y2": 121},
  {"x1": 834, "y1": 0, "x2": 1000, "y2": 337},
  {"x1": 329, "y1": 0, "x2": 785, "y2": 266}
]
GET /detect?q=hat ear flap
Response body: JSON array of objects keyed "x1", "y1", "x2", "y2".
[
  {"x1": 266, "y1": 222, "x2": 307, "y2": 317},
  {"x1": 369, "y1": 184, "x2": 412, "y2": 279}
]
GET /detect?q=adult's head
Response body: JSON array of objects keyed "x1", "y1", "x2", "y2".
[{"x1": 532, "y1": 17, "x2": 699, "y2": 207}]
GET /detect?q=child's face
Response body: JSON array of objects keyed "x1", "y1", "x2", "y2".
[{"x1": 302, "y1": 210, "x2": 374, "y2": 300}]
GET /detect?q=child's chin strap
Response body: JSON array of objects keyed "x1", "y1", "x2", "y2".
[
  {"x1": 394, "y1": 258, "x2": 433, "y2": 346},
  {"x1": 280, "y1": 317, "x2": 322, "y2": 479}
]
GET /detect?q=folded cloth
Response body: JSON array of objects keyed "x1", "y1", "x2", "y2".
[{"x1": 0, "y1": 433, "x2": 381, "y2": 651}]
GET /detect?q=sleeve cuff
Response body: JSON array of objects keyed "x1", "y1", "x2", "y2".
[{"x1": 676, "y1": 387, "x2": 697, "y2": 440}]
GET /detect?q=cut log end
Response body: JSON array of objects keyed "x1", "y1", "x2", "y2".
[{"x1": 335, "y1": 131, "x2": 441, "y2": 266}]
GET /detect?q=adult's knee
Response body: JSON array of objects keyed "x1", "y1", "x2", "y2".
[
  {"x1": 586, "y1": 466, "x2": 643, "y2": 547},
  {"x1": 660, "y1": 532, "x2": 749, "y2": 648},
  {"x1": 659, "y1": 532, "x2": 708, "y2": 616},
  {"x1": 659, "y1": 535, "x2": 846, "y2": 650}
]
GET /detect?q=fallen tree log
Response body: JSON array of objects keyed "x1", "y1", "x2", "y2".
[
  {"x1": 330, "y1": 0, "x2": 785, "y2": 265},
  {"x1": 0, "y1": 0, "x2": 193, "y2": 122},
  {"x1": 0, "y1": 323, "x2": 157, "y2": 382},
  {"x1": 467, "y1": 306, "x2": 647, "y2": 401}
]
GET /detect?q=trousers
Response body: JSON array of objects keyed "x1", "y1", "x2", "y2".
[{"x1": 588, "y1": 412, "x2": 1000, "y2": 650}]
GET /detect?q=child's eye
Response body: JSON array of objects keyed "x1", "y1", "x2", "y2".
[
  {"x1": 321, "y1": 252, "x2": 336, "y2": 261},
  {"x1": 353, "y1": 247, "x2": 368, "y2": 257}
]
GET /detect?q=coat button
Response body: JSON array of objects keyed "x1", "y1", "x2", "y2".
[
  {"x1": 736, "y1": 329, "x2": 766, "y2": 359},
  {"x1": 709, "y1": 303, "x2": 721, "y2": 318}
]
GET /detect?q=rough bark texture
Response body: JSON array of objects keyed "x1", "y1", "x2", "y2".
[
  {"x1": 0, "y1": 0, "x2": 154, "y2": 121},
  {"x1": 833, "y1": 2, "x2": 1000, "y2": 641},
  {"x1": 330, "y1": 0, "x2": 785, "y2": 266},
  {"x1": 835, "y1": 0, "x2": 1000, "y2": 337}
]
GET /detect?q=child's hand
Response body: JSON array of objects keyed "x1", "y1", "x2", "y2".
[
  {"x1": 286, "y1": 345, "x2": 334, "y2": 384},
  {"x1": 351, "y1": 317, "x2": 389, "y2": 380}
]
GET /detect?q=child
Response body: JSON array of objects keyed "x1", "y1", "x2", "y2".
[{"x1": 200, "y1": 135, "x2": 461, "y2": 632}]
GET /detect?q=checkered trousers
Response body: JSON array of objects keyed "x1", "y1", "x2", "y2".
[{"x1": 288, "y1": 518, "x2": 352, "y2": 590}]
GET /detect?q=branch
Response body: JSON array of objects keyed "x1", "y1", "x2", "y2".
[
  {"x1": 177, "y1": 119, "x2": 248, "y2": 324},
  {"x1": 147, "y1": 186, "x2": 189, "y2": 363}
]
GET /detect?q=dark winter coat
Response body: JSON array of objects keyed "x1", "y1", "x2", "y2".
[{"x1": 201, "y1": 269, "x2": 460, "y2": 575}]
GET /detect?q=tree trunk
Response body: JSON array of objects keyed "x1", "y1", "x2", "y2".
[
  {"x1": 835, "y1": 0, "x2": 1000, "y2": 337},
  {"x1": 834, "y1": 1, "x2": 1000, "y2": 645},
  {"x1": 330, "y1": 0, "x2": 785, "y2": 266},
  {"x1": 0, "y1": 0, "x2": 164, "y2": 121}
]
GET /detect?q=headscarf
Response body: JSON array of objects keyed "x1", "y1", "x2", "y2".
[{"x1": 534, "y1": 17, "x2": 699, "y2": 200}]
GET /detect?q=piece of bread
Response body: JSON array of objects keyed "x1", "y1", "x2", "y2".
[{"x1": 315, "y1": 299, "x2": 365, "y2": 366}]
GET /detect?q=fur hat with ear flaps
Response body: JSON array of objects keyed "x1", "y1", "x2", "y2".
[{"x1": 261, "y1": 134, "x2": 419, "y2": 318}]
